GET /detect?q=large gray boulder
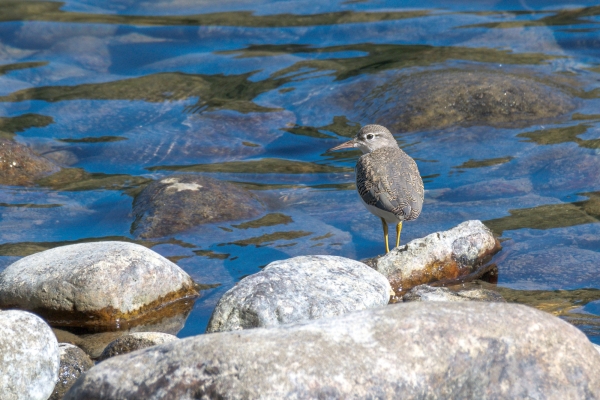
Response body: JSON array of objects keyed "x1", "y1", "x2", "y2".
[
  {"x1": 0, "y1": 310, "x2": 60, "y2": 400},
  {"x1": 65, "y1": 302, "x2": 600, "y2": 399},
  {"x1": 0, "y1": 241, "x2": 198, "y2": 329},
  {"x1": 366, "y1": 220, "x2": 500, "y2": 294},
  {"x1": 206, "y1": 255, "x2": 391, "y2": 333},
  {"x1": 131, "y1": 174, "x2": 265, "y2": 238},
  {"x1": 50, "y1": 343, "x2": 94, "y2": 400}
]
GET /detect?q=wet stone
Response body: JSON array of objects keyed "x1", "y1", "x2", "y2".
[
  {"x1": 64, "y1": 302, "x2": 600, "y2": 399},
  {"x1": 132, "y1": 174, "x2": 265, "y2": 238},
  {"x1": 50, "y1": 343, "x2": 94, "y2": 400},
  {"x1": 360, "y1": 70, "x2": 575, "y2": 132},
  {"x1": 0, "y1": 310, "x2": 60, "y2": 400},
  {"x1": 365, "y1": 220, "x2": 501, "y2": 295},
  {"x1": 402, "y1": 284, "x2": 506, "y2": 303},
  {"x1": 438, "y1": 178, "x2": 533, "y2": 202},
  {"x1": 0, "y1": 139, "x2": 60, "y2": 185},
  {"x1": 206, "y1": 255, "x2": 391, "y2": 333},
  {"x1": 97, "y1": 332, "x2": 179, "y2": 362},
  {"x1": 0, "y1": 241, "x2": 198, "y2": 330}
]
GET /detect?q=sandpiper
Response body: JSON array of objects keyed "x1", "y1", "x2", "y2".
[{"x1": 328, "y1": 124, "x2": 424, "y2": 253}]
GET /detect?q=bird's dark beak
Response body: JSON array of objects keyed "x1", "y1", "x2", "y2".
[{"x1": 327, "y1": 139, "x2": 357, "y2": 152}]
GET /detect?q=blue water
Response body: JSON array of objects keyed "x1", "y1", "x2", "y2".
[{"x1": 1, "y1": 0, "x2": 600, "y2": 341}]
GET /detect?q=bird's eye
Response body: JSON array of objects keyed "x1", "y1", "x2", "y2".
[{"x1": 366, "y1": 134, "x2": 374, "y2": 140}]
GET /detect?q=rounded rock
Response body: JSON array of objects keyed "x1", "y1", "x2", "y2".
[
  {"x1": 50, "y1": 343, "x2": 94, "y2": 400},
  {"x1": 0, "y1": 241, "x2": 198, "y2": 329},
  {"x1": 98, "y1": 332, "x2": 179, "y2": 362},
  {"x1": 361, "y1": 70, "x2": 575, "y2": 132},
  {"x1": 206, "y1": 255, "x2": 391, "y2": 333},
  {"x1": 131, "y1": 174, "x2": 265, "y2": 238},
  {"x1": 0, "y1": 310, "x2": 60, "y2": 400},
  {"x1": 0, "y1": 138, "x2": 60, "y2": 185},
  {"x1": 65, "y1": 302, "x2": 600, "y2": 399}
]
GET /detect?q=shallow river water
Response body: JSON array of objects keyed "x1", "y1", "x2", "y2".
[{"x1": 2, "y1": 0, "x2": 600, "y2": 342}]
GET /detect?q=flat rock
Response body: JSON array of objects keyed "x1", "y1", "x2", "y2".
[
  {"x1": 366, "y1": 220, "x2": 501, "y2": 294},
  {"x1": 98, "y1": 332, "x2": 179, "y2": 361},
  {"x1": 65, "y1": 302, "x2": 600, "y2": 399},
  {"x1": 132, "y1": 174, "x2": 265, "y2": 238},
  {"x1": 206, "y1": 255, "x2": 391, "y2": 333},
  {"x1": 0, "y1": 310, "x2": 60, "y2": 400},
  {"x1": 50, "y1": 343, "x2": 94, "y2": 400},
  {"x1": 0, "y1": 138, "x2": 60, "y2": 185},
  {"x1": 0, "y1": 241, "x2": 198, "y2": 329},
  {"x1": 360, "y1": 70, "x2": 575, "y2": 132},
  {"x1": 403, "y1": 284, "x2": 505, "y2": 303}
]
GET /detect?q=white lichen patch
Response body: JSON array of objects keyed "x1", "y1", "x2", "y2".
[{"x1": 162, "y1": 178, "x2": 203, "y2": 192}]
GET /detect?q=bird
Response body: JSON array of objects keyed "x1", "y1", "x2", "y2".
[{"x1": 328, "y1": 124, "x2": 424, "y2": 253}]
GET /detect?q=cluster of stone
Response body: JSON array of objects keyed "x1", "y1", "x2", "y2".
[{"x1": 2, "y1": 221, "x2": 599, "y2": 399}]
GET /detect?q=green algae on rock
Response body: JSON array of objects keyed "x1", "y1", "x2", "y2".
[{"x1": 360, "y1": 70, "x2": 576, "y2": 132}]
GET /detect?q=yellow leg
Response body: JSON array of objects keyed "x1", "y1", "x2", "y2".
[
  {"x1": 381, "y1": 217, "x2": 390, "y2": 253},
  {"x1": 395, "y1": 222, "x2": 403, "y2": 248}
]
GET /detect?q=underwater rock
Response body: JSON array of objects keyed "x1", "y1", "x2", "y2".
[
  {"x1": 0, "y1": 310, "x2": 60, "y2": 400},
  {"x1": 50, "y1": 343, "x2": 94, "y2": 400},
  {"x1": 402, "y1": 284, "x2": 505, "y2": 303},
  {"x1": 0, "y1": 241, "x2": 198, "y2": 330},
  {"x1": 97, "y1": 332, "x2": 179, "y2": 362},
  {"x1": 64, "y1": 302, "x2": 600, "y2": 399},
  {"x1": 365, "y1": 220, "x2": 500, "y2": 295},
  {"x1": 360, "y1": 70, "x2": 575, "y2": 132},
  {"x1": 206, "y1": 255, "x2": 391, "y2": 333},
  {"x1": 132, "y1": 174, "x2": 265, "y2": 238},
  {"x1": 0, "y1": 138, "x2": 60, "y2": 185},
  {"x1": 438, "y1": 178, "x2": 533, "y2": 202}
]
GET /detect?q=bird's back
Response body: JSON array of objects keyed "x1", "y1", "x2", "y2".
[{"x1": 356, "y1": 147, "x2": 424, "y2": 221}]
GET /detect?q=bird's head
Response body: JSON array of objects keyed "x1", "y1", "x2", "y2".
[{"x1": 327, "y1": 124, "x2": 398, "y2": 154}]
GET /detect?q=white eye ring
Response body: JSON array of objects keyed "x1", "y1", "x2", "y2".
[{"x1": 366, "y1": 134, "x2": 374, "y2": 140}]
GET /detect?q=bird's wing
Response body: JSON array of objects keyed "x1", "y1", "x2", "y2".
[{"x1": 356, "y1": 148, "x2": 424, "y2": 221}]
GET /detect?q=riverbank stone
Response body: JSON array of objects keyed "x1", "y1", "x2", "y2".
[
  {"x1": 0, "y1": 241, "x2": 198, "y2": 330},
  {"x1": 206, "y1": 255, "x2": 391, "y2": 333},
  {"x1": 50, "y1": 343, "x2": 94, "y2": 400},
  {"x1": 361, "y1": 70, "x2": 575, "y2": 132},
  {"x1": 403, "y1": 284, "x2": 506, "y2": 303},
  {"x1": 131, "y1": 174, "x2": 265, "y2": 238},
  {"x1": 98, "y1": 332, "x2": 179, "y2": 362},
  {"x1": 0, "y1": 138, "x2": 60, "y2": 185},
  {"x1": 365, "y1": 220, "x2": 500, "y2": 295},
  {"x1": 65, "y1": 302, "x2": 600, "y2": 399},
  {"x1": 0, "y1": 310, "x2": 60, "y2": 400}
]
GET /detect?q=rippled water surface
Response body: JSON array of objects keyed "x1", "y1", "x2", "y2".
[{"x1": 2, "y1": 0, "x2": 600, "y2": 341}]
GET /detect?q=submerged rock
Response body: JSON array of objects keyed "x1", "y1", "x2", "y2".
[
  {"x1": 0, "y1": 138, "x2": 60, "y2": 185},
  {"x1": 403, "y1": 284, "x2": 505, "y2": 303},
  {"x1": 132, "y1": 174, "x2": 265, "y2": 238},
  {"x1": 206, "y1": 255, "x2": 391, "y2": 333},
  {"x1": 64, "y1": 302, "x2": 600, "y2": 399},
  {"x1": 97, "y1": 332, "x2": 179, "y2": 362},
  {"x1": 361, "y1": 70, "x2": 575, "y2": 132},
  {"x1": 0, "y1": 241, "x2": 198, "y2": 330},
  {"x1": 50, "y1": 343, "x2": 94, "y2": 400},
  {"x1": 365, "y1": 220, "x2": 501, "y2": 295},
  {"x1": 0, "y1": 310, "x2": 60, "y2": 400}
]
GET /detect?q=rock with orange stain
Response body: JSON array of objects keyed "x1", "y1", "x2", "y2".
[
  {"x1": 366, "y1": 220, "x2": 500, "y2": 295},
  {"x1": 0, "y1": 241, "x2": 198, "y2": 330}
]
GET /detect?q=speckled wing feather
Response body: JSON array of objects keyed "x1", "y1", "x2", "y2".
[{"x1": 356, "y1": 147, "x2": 424, "y2": 221}]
